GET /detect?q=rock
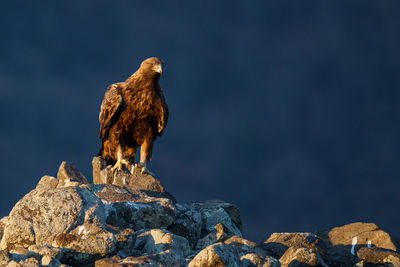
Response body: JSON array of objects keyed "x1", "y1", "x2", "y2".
[
  {"x1": 88, "y1": 183, "x2": 175, "y2": 233},
  {"x1": 92, "y1": 156, "x2": 131, "y2": 186},
  {"x1": 196, "y1": 223, "x2": 238, "y2": 251},
  {"x1": 168, "y1": 201, "x2": 241, "y2": 251},
  {"x1": 0, "y1": 216, "x2": 8, "y2": 241},
  {"x1": 92, "y1": 156, "x2": 177, "y2": 202},
  {"x1": 188, "y1": 242, "x2": 231, "y2": 267},
  {"x1": 322, "y1": 245, "x2": 357, "y2": 266},
  {"x1": 125, "y1": 164, "x2": 164, "y2": 192},
  {"x1": 51, "y1": 222, "x2": 135, "y2": 265},
  {"x1": 203, "y1": 200, "x2": 242, "y2": 233},
  {"x1": 26, "y1": 245, "x2": 62, "y2": 266},
  {"x1": 95, "y1": 255, "x2": 128, "y2": 267},
  {"x1": 95, "y1": 251, "x2": 187, "y2": 267},
  {"x1": 0, "y1": 181, "x2": 175, "y2": 255},
  {"x1": 189, "y1": 236, "x2": 275, "y2": 267},
  {"x1": 36, "y1": 176, "x2": 58, "y2": 189},
  {"x1": 91, "y1": 184, "x2": 141, "y2": 203},
  {"x1": 103, "y1": 196, "x2": 176, "y2": 231},
  {"x1": 279, "y1": 246, "x2": 327, "y2": 267},
  {"x1": 16, "y1": 257, "x2": 39, "y2": 267},
  {"x1": 0, "y1": 186, "x2": 104, "y2": 250},
  {"x1": 7, "y1": 159, "x2": 400, "y2": 267},
  {"x1": 318, "y1": 222, "x2": 397, "y2": 250},
  {"x1": 9, "y1": 247, "x2": 28, "y2": 262},
  {"x1": 114, "y1": 228, "x2": 136, "y2": 256},
  {"x1": 200, "y1": 200, "x2": 242, "y2": 235},
  {"x1": 168, "y1": 203, "x2": 202, "y2": 249},
  {"x1": 263, "y1": 232, "x2": 325, "y2": 259},
  {"x1": 357, "y1": 247, "x2": 400, "y2": 265},
  {"x1": 0, "y1": 250, "x2": 10, "y2": 266},
  {"x1": 92, "y1": 156, "x2": 109, "y2": 185},
  {"x1": 317, "y1": 222, "x2": 396, "y2": 266},
  {"x1": 240, "y1": 253, "x2": 280, "y2": 267},
  {"x1": 224, "y1": 235, "x2": 257, "y2": 248},
  {"x1": 40, "y1": 255, "x2": 62, "y2": 267},
  {"x1": 27, "y1": 244, "x2": 62, "y2": 261},
  {"x1": 134, "y1": 229, "x2": 191, "y2": 258},
  {"x1": 7, "y1": 260, "x2": 20, "y2": 267},
  {"x1": 57, "y1": 161, "x2": 89, "y2": 187}
]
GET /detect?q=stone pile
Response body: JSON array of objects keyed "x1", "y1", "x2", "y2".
[{"x1": 0, "y1": 158, "x2": 398, "y2": 266}]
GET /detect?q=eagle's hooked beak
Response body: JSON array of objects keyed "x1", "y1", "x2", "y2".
[{"x1": 152, "y1": 64, "x2": 162, "y2": 74}]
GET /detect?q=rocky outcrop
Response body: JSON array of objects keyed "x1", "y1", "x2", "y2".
[
  {"x1": 0, "y1": 159, "x2": 399, "y2": 266},
  {"x1": 92, "y1": 156, "x2": 176, "y2": 202}
]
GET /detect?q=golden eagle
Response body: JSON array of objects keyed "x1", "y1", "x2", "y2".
[{"x1": 98, "y1": 57, "x2": 168, "y2": 174}]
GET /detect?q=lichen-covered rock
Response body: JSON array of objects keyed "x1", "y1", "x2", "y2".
[
  {"x1": 195, "y1": 223, "x2": 233, "y2": 251},
  {"x1": 6, "y1": 159, "x2": 400, "y2": 267},
  {"x1": 57, "y1": 161, "x2": 88, "y2": 187},
  {"x1": 27, "y1": 244, "x2": 62, "y2": 261},
  {"x1": 92, "y1": 156, "x2": 110, "y2": 185},
  {"x1": 203, "y1": 200, "x2": 242, "y2": 233},
  {"x1": 52, "y1": 222, "x2": 135, "y2": 265},
  {"x1": 40, "y1": 255, "x2": 62, "y2": 267},
  {"x1": 357, "y1": 247, "x2": 400, "y2": 265},
  {"x1": 188, "y1": 242, "x2": 231, "y2": 267},
  {"x1": 92, "y1": 156, "x2": 177, "y2": 202},
  {"x1": 0, "y1": 250, "x2": 10, "y2": 265},
  {"x1": 104, "y1": 198, "x2": 175, "y2": 231},
  {"x1": 0, "y1": 216, "x2": 7, "y2": 242},
  {"x1": 189, "y1": 236, "x2": 275, "y2": 267},
  {"x1": 279, "y1": 246, "x2": 327, "y2": 267},
  {"x1": 167, "y1": 200, "x2": 242, "y2": 252},
  {"x1": 0, "y1": 186, "x2": 104, "y2": 250},
  {"x1": 95, "y1": 250, "x2": 187, "y2": 267},
  {"x1": 240, "y1": 253, "x2": 280, "y2": 267},
  {"x1": 14, "y1": 257, "x2": 39, "y2": 267},
  {"x1": 9, "y1": 247, "x2": 28, "y2": 263},
  {"x1": 317, "y1": 222, "x2": 396, "y2": 266},
  {"x1": 168, "y1": 203, "x2": 202, "y2": 249},
  {"x1": 198, "y1": 201, "x2": 242, "y2": 236},
  {"x1": 263, "y1": 232, "x2": 326, "y2": 259},
  {"x1": 318, "y1": 222, "x2": 397, "y2": 250},
  {"x1": 36, "y1": 176, "x2": 58, "y2": 189},
  {"x1": 134, "y1": 229, "x2": 191, "y2": 258},
  {"x1": 0, "y1": 179, "x2": 175, "y2": 262}
]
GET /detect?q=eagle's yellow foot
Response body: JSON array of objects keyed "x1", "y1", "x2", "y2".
[
  {"x1": 111, "y1": 159, "x2": 132, "y2": 174},
  {"x1": 135, "y1": 163, "x2": 153, "y2": 176}
]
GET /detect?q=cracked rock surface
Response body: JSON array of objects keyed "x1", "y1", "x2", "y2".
[{"x1": 0, "y1": 160, "x2": 398, "y2": 266}]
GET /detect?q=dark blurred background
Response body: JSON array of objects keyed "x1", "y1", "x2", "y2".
[{"x1": 1, "y1": 1, "x2": 399, "y2": 242}]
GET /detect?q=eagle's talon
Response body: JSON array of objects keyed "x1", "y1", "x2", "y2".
[
  {"x1": 141, "y1": 167, "x2": 153, "y2": 176},
  {"x1": 111, "y1": 159, "x2": 132, "y2": 174},
  {"x1": 134, "y1": 163, "x2": 153, "y2": 176}
]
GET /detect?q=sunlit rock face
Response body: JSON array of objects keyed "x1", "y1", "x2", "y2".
[{"x1": 0, "y1": 160, "x2": 398, "y2": 266}]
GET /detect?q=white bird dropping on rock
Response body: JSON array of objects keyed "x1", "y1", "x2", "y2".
[{"x1": 351, "y1": 236, "x2": 357, "y2": 255}]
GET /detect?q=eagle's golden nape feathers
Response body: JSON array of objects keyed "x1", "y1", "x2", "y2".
[{"x1": 98, "y1": 56, "x2": 168, "y2": 175}]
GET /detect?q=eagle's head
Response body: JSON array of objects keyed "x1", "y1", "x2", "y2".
[{"x1": 139, "y1": 57, "x2": 164, "y2": 77}]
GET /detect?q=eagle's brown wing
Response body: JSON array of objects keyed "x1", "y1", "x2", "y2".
[
  {"x1": 157, "y1": 92, "x2": 169, "y2": 136},
  {"x1": 99, "y1": 83, "x2": 126, "y2": 139}
]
